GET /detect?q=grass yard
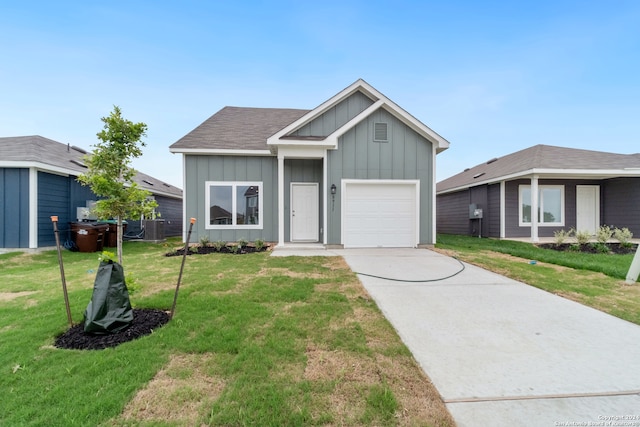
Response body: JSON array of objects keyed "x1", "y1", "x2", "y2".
[
  {"x1": 435, "y1": 234, "x2": 640, "y2": 325},
  {"x1": 0, "y1": 239, "x2": 455, "y2": 427}
]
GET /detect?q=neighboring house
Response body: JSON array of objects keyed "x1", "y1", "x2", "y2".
[
  {"x1": 169, "y1": 79, "x2": 450, "y2": 248},
  {"x1": 436, "y1": 144, "x2": 640, "y2": 241},
  {"x1": 0, "y1": 135, "x2": 183, "y2": 250}
]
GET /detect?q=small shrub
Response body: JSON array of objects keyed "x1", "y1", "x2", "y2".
[
  {"x1": 595, "y1": 225, "x2": 613, "y2": 245},
  {"x1": 199, "y1": 235, "x2": 210, "y2": 247},
  {"x1": 590, "y1": 242, "x2": 611, "y2": 254},
  {"x1": 229, "y1": 244, "x2": 240, "y2": 254},
  {"x1": 614, "y1": 227, "x2": 634, "y2": 248},
  {"x1": 237, "y1": 238, "x2": 248, "y2": 249},
  {"x1": 569, "y1": 243, "x2": 581, "y2": 252},
  {"x1": 189, "y1": 245, "x2": 199, "y2": 253},
  {"x1": 98, "y1": 250, "x2": 116, "y2": 263},
  {"x1": 125, "y1": 273, "x2": 141, "y2": 296},
  {"x1": 574, "y1": 229, "x2": 592, "y2": 246},
  {"x1": 553, "y1": 229, "x2": 572, "y2": 246},
  {"x1": 254, "y1": 239, "x2": 265, "y2": 251},
  {"x1": 212, "y1": 240, "x2": 226, "y2": 251}
]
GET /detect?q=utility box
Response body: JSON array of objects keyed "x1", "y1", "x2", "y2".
[{"x1": 469, "y1": 204, "x2": 483, "y2": 219}]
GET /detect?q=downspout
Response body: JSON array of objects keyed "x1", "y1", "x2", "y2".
[{"x1": 531, "y1": 175, "x2": 539, "y2": 243}]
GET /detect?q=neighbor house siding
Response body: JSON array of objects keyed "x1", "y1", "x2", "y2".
[
  {"x1": 505, "y1": 178, "x2": 602, "y2": 238},
  {"x1": 284, "y1": 159, "x2": 323, "y2": 242},
  {"x1": 326, "y1": 108, "x2": 434, "y2": 245},
  {"x1": 184, "y1": 154, "x2": 278, "y2": 242},
  {"x1": 0, "y1": 168, "x2": 30, "y2": 248},
  {"x1": 603, "y1": 177, "x2": 640, "y2": 236},
  {"x1": 292, "y1": 91, "x2": 374, "y2": 137},
  {"x1": 436, "y1": 191, "x2": 469, "y2": 235},
  {"x1": 155, "y1": 195, "x2": 182, "y2": 237},
  {"x1": 37, "y1": 172, "x2": 71, "y2": 247},
  {"x1": 487, "y1": 183, "x2": 501, "y2": 237}
]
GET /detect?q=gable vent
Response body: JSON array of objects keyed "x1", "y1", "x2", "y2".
[{"x1": 374, "y1": 122, "x2": 388, "y2": 142}]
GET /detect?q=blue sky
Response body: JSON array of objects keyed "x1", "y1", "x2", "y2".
[{"x1": 2, "y1": 1, "x2": 639, "y2": 189}]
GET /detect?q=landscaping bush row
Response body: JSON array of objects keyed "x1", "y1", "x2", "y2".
[
  {"x1": 541, "y1": 226, "x2": 636, "y2": 254},
  {"x1": 165, "y1": 237, "x2": 270, "y2": 256}
]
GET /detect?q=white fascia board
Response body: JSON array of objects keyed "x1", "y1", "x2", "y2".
[
  {"x1": 436, "y1": 168, "x2": 640, "y2": 195},
  {"x1": 0, "y1": 160, "x2": 78, "y2": 177},
  {"x1": 531, "y1": 168, "x2": 640, "y2": 176},
  {"x1": 169, "y1": 148, "x2": 273, "y2": 156},
  {"x1": 277, "y1": 145, "x2": 327, "y2": 159}
]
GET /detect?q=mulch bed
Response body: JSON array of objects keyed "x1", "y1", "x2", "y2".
[
  {"x1": 165, "y1": 245, "x2": 269, "y2": 257},
  {"x1": 537, "y1": 242, "x2": 638, "y2": 255},
  {"x1": 54, "y1": 308, "x2": 170, "y2": 351}
]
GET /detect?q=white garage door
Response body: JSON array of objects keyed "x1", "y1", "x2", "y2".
[{"x1": 343, "y1": 181, "x2": 418, "y2": 248}]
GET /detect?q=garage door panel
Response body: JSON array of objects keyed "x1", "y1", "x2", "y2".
[{"x1": 343, "y1": 182, "x2": 417, "y2": 248}]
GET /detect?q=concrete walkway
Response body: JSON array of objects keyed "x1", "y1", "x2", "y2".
[{"x1": 275, "y1": 247, "x2": 640, "y2": 426}]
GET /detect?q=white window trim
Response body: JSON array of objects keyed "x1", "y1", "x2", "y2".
[
  {"x1": 519, "y1": 184, "x2": 565, "y2": 227},
  {"x1": 205, "y1": 181, "x2": 263, "y2": 230}
]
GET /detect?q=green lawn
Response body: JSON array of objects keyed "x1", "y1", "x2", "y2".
[
  {"x1": 436, "y1": 234, "x2": 640, "y2": 325},
  {"x1": 0, "y1": 239, "x2": 454, "y2": 427}
]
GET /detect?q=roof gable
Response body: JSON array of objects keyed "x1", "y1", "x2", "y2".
[
  {"x1": 437, "y1": 144, "x2": 640, "y2": 193},
  {"x1": 267, "y1": 79, "x2": 450, "y2": 153}
]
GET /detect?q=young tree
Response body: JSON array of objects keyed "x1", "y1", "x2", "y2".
[{"x1": 78, "y1": 106, "x2": 157, "y2": 265}]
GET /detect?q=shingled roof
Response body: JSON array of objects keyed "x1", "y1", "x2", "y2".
[
  {"x1": 0, "y1": 135, "x2": 182, "y2": 198},
  {"x1": 169, "y1": 106, "x2": 310, "y2": 151},
  {"x1": 437, "y1": 144, "x2": 640, "y2": 194}
]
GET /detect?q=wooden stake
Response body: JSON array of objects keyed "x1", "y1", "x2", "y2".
[
  {"x1": 170, "y1": 218, "x2": 196, "y2": 319},
  {"x1": 51, "y1": 216, "x2": 73, "y2": 327}
]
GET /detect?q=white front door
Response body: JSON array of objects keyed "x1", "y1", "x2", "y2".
[
  {"x1": 291, "y1": 183, "x2": 319, "y2": 242},
  {"x1": 576, "y1": 185, "x2": 599, "y2": 234}
]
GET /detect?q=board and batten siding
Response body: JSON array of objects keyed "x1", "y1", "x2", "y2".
[
  {"x1": 326, "y1": 108, "x2": 434, "y2": 245},
  {"x1": 185, "y1": 155, "x2": 278, "y2": 242},
  {"x1": 291, "y1": 91, "x2": 374, "y2": 137},
  {"x1": 603, "y1": 177, "x2": 640, "y2": 236},
  {"x1": 0, "y1": 168, "x2": 30, "y2": 248}
]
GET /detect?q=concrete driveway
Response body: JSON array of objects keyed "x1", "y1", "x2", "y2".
[{"x1": 337, "y1": 248, "x2": 640, "y2": 427}]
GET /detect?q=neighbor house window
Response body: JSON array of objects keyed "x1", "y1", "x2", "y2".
[
  {"x1": 205, "y1": 182, "x2": 262, "y2": 229},
  {"x1": 519, "y1": 185, "x2": 564, "y2": 226}
]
